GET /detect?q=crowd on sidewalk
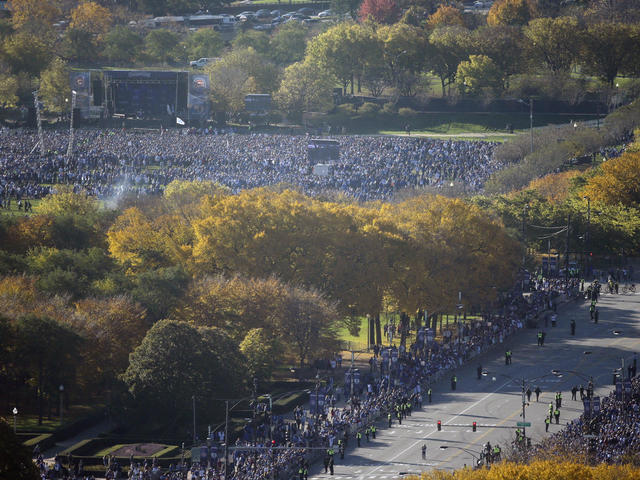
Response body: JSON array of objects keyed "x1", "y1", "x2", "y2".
[
  {"x1": 36, "y1": 279, "x2": 572, "y2": 480},
  {"x1": 537, "y1": 376, "x2": 640, "y2": 463}
]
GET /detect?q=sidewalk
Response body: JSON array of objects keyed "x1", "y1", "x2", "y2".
[{"x1": 42, "y1": 419, "x2": 112, "y2": 461}]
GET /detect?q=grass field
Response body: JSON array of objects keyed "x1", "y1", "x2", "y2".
[
  {"x1": 336, "y1": 313, "x2": 485, "y2": 351},
  {"x1": 15, "y1": 404, "x2": 103, "y2": 432},
  {"x1": 344, "y1": 112, "x2": 602, "y2": 137}
]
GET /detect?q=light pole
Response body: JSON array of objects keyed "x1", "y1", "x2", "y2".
[
  {"x1": 192, "y1": 395, "x2": 197, "y2": 445},
  {"x1": 439, "y1": 445, "x2": 481, "y2": 467},
  {"x1": 583, "y1": 196, "x2": 591, "y2": 277},
  {"x1": 12, "y1": 407, "x2": 18, "y2": 433},
  {"x1": 518, "y1": 98, "x2": 534, "y2": 154},
  {"x1": 494, "y1": 373, "x2": 557, "y2": 442},
  {"x1": 59, "y1": 384, "x2": 64, "y2": 426},
  {"x1": 67, "y1": 90, "x2": 77, "y2": 159}
]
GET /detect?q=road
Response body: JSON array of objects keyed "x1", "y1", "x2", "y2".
[{"x1": 310, "y1": 287, "x2": 640, "y2": 479}]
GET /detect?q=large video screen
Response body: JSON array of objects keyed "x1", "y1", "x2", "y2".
[
  {"x1": 113, "y1": 83, "x2": 177, "y2": 117},
  {"x1": 307, "y1": 139, "x2": 340, "y2": 163}
]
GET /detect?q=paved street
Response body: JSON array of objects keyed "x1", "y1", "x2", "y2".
[{"x1": 311, "y1": 288, "x2": 640, "y2": 479}]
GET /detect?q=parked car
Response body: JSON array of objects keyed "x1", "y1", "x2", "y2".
[
  {"x1": 270, "y1": 10, "x2": 282, "y2": 17},
  {"x1": 190, "y1": 58, "x2": 215, "y2": 68},
  {"x1": 255, "y1": 9, "x2": 271, "y2": 19},
  {"x1": 317, "y1": 9, "x2": 333, "y2": 17},
  {"x1": 297, "y1": 7, "x2": 314, "y2": 15}
]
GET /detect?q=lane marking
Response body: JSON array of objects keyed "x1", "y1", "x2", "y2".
[{"x1": 355, "y1": 380, "x2": 513, "y2": 479}]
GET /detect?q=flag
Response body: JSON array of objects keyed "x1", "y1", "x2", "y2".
[{"x1": 176, "y1": 117, "x2": 185, "y2": 125}]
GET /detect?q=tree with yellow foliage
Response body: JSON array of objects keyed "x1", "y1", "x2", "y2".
[
  {"x1": 70, "y1": 1, "x2": 113, "y2": 35},
  {"x1": 487, "y1": 0, "x2": 537, "y2": 26},
  {"x1": 426, "y1": 5, "x2": 465, "y2": 29},
  {"x1": 582, "y1": 151, "x2": 640, "y2": 207},
  {"x1": 411, "y1": 460, "x2": 640, "y2": 480},
  {"x1": 7, "y1": 0, "x2": 60, "y2": 31}
]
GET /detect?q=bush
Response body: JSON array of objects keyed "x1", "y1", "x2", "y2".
[
  {"x1": 398, "y1": 107, "x2": 417, "y2": 117},
  {"x1": 336, "y1": 104, "x2": 358, "y2": 116},
  {"x1": 381, "y1": 102, "x2": 396, "y2": 115},
  {"x1": 359, "y1": 102, "x2": 380, "y2": 116}
]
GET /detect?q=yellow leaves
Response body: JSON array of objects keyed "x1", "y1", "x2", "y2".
[
  {"x1": 107, "y1": 207, "x2": 172, "y2": 273},
  {"x1": 70, "y1": 1, "x2": 113, "y2": 35},
  {"x1": 8, "y1": 0, "x2": 60, "y2": 30},
  {"x1": 38, "y1": 185, "x2": 100, "y2": 218},
  {"x1": 417, "y1": 461, "x2": 640, "y2": 480},
  {"x1": 524, "y1": 171, "x2": 581, "y2": 204},
  {"x1": 581, "y1": 151, "x2": 640, "y2": 207}
]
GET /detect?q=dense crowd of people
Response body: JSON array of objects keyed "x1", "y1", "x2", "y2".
[
  {"x1": 0, "y1": 128, "x2": 504, "y2": 203},
  {"x1": 34, "y1": 276, "x2": 574, "y2": 480},
  {"x1": 539, "y1": 376, "x2": 640, "y2": 463}
]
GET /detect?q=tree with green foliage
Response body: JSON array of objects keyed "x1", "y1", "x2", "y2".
[
  {"x1": 456, "y1": 54, "x2": 503, "y2": 96},
  {"x1": 378, "y1": 22, "x2": 427, "y2": 95},
  {"x1": 470, "y1": 25, "x2": 524, "y2": 88},
  {"x1": 61, "y1": 27, "x2": 101, "y2": 64},
  {"x1": 103, "y1": 25, "x2": 144, "y2": 65},
  {"x1": 269, "y1": 22, "x2": 308, "y2": 66},
  {"x1": 206, "y1": 48, "x2": 279, "y2": 115},
  {"x1": 123, "y1": 319, "x2": 246, "y2": 415},
  {"x1": 428, "y1": 26, "x2": 472, "y2": 96},
  {"x1": 306, "y1": 22, "x2": 369, "y2": 95},
  {"x1": 239, "y1": 328, "x2": 281, "y2": 382},
  {"x1": 0, "y1": 419, "x2": 40, "y2": 480},
  {"x1": 274, "y1": 59, "x2": 335, "y2": 119},
  {"x1": 14, "y1": 315, "x2": 81, "y2": 425},
  {"x1": 130, "y1": 266, "x2": 190, "y2": 322},
  {"x1": 143, "y1": 29, "x2": 182, "y2": 65},
  {"x1": 232, "y1": 30, "x2": 270, "y2": 56},
  {"x1": 524, "y1": 17, "x2": 581, "y2": 74},
  {"x1": 0, "y1": 73, "x2": 19, "y2": 108},
  {"x1": 38, "y1": 58, "x2": 69, "y2": 114},
  {"x1": 184, "y1": 28, "x2": 223, "y2": 61},
  {"x1": 579, "y1": 21, "x2": 640, "y2": 86},
  {"x1": 2, "y1": 31, "x2": 53, "y2": 76}
]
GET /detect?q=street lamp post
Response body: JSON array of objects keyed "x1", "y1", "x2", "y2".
[
  {"x1": 518, "y1": 98, "x2": 534, "y2": 154},
  {"x1": 67, "y1": 90, "x2": 77, "y2": 159},
  {"x1": 584, "y1": 196, "x2": 591, "y2": 277},
  {"x1": 59, "y1": 384, "x2": 64, "y2": 426},
  {"x1": 12, "y1": 407, "x2": 18, "y2": 433},
  {"x1": 439, "y1": 445, "x2": 481, "y2": 467}
]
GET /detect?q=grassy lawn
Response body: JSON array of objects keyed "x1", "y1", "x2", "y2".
[
  {"x1": 344, "y1": 112, "x2": 602, "y2": 137},
  {"x1": 16, "y1": 404, "x2": 104, "y2": 432},
  {"x1": 336, "y1": 313, "x2": 485, "y2": 351},
  {"x1": 0, "y1": 198, "x2": 43, "y2": 217}
]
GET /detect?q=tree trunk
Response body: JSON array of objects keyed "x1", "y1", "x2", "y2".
[
  {"x1": 350, "y1": 73, "x2": 354, "y2": 95},
  {"x1": 375, "y1": 314, "x2": 382, "y2": 346},
  {"x1": 441, "y1": 78, "x2": 446, "y2": 97}
]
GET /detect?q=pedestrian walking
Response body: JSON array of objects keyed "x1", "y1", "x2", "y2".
[
  {"x1": 594, "y1": 309, "x2": 599, "y2": 324},
  {"x1": 421, "y1": 444, "x2": 427, "y2": 460},
  {"x1": 451, "y1": 375, "x2": 457, "y2": 391},
  {"x1": 428, "y1": 388, "x2": 432, "y2": 403},
  {"x1": 535, "y1": 386, "x2": 541, "y2": 401},
  {"x1": 554, "y1": 408, "x2": 560, "y2": 424},
  {"x1": 526, "y1": 387, "x2": 532, "y2": 402},
  {"x1": 571, "y1": 385, "x2": 578, "y2": 400},
  {"x1": 570, "y1": 318, "x2": 576, "y2": 335}
]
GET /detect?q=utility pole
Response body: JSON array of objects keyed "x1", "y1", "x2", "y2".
[
  {"x1": 565, "y1": 214, "x2": 571, "y2": 282},
  {"x1": 522, "y1": 205, "x2": 528, "y2": 270},
  {"x1": 521, "y1": 379, "x2": 527, "y2": 440},
  {"x1": 67, "y1": 90, "x2": 77, "y2": 159},
  {"x1": 350, "y1": 351, "x2": 355, "y2": 398},
  {"x1": 529, "y1": 98, "x2": 534, "y2": 155},
  {"x1": 33, "y1": 90, "x2": 45, "y2": 157},
  {"x1": 224, "y1": 400, "x2": 229, "y2": 479},
  {"x1": 192, "y1": 395, "x2": 196, "y2": 445},
  {"x1": 584, "y1": 196, "x2": 591, "y2": 277}
]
